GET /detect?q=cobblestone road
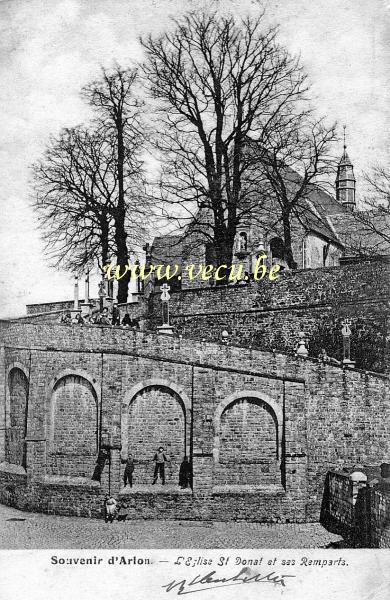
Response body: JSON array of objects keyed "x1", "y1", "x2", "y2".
[{"x1": 0, "y1": 503, "x2": 345, "y2": 549}]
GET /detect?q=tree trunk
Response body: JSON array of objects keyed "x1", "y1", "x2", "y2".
[
  {"x1": 115, "y1": 117, "x2": 130, "y2": 303},
  {"x1": 115, "y1": 218, "x2": 131, "y2": 303},
  {"x1": 214, "y1": 228, "x2": 235, "y2": 285},
  {"x1": 100, "y1": 214, "x2": 110, "y2": 267},
  {"x1": 282, "y1": 211, "x2": 297, "y2": 269}
]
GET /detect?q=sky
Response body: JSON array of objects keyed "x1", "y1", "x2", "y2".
[{"x1": 0, "y1": 0, "x2": 389, "y2": 317}]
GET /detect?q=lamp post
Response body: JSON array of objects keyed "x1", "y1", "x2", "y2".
[
  {"x1": 98, "y1": 278, "x2": 106, "y2": 312},
  {"x1": 100, "y1": 430, "x2": 122, "y2": 496},
  {"x1": 80, "y1": 272, "x2": 93, "y2": 318},
  {"x1": 100, "y1": 430, "x2": 112, "y2": 494}
]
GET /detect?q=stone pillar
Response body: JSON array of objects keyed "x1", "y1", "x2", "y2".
[
  {"x1": 342, "y1": 320, "x2": 355, "y2": 368},
  {"x1": 80, "y1": 274, "x2": 93, "y2": 318},
  {"x1": 192, "y1": 455, "x2": 213, "y2": 495},
  {"x1": 283, "y1": 381, "x2": 308, "y2": 522},
  {"x1": 350, "y1": 466, "x2": 367, "y2": 506},
  {"x1": 24, "y1": 439, "x2": 46, "y2": 481},
  {"x1": 71, "y1": 276, "x2": 82, "y2": 320},
  {"x1": 109, "y1": 447, "x2": 122, "y2": 495},
  {"x1": 157, "y1": 284, "x2": 174, "y2": 335},
  {"x1": 191, "y1": 454, "x2": 213, "y2": 519},
  {"x1": 84, "y1": 273, "x2": 90, "y2": 303}
]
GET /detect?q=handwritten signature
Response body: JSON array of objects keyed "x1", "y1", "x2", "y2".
[{"x1": 162, "y1": 567, "x2": 295, "y2": 595}]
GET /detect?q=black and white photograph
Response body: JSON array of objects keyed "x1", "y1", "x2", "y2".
[{"x1": 0, "y1": 0, "x2": 389, "y2": 598}]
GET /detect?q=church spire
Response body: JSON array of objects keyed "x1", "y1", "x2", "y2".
[{"x1": 336, "y1": 126, "x2": 356, "y2": 210}]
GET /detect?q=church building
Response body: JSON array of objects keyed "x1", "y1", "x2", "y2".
[{"x1": 146, "y1": 144, "x2": 388, "y2": 289}]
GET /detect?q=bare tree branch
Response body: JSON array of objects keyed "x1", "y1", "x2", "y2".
[{"x1": 141, "y1": 10, "x2": 311, "y2": 278}]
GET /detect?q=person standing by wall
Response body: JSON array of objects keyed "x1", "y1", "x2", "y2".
[
  {"x1": 104, "y1": 495, "x2": 118, "y2": 523},
  {"x1": 122, "y1": 453, "x2": 135, "y2": 488},
  {"x1": 152, "y1": 447, "x2": 168, "y2": 485}
]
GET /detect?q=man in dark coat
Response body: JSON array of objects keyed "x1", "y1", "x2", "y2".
[
  {"x1": 112, "y1": 303, "x2": 121, "y2": 326},
  {"x1": 92, "y1": 447, "x2": 109, "y2": 482},
  {"x1": 122, "y1": 453, "x2": 135, "y2": 488},
  {"x1": 179, "y1": 456, "x2": 192, "y2": 489},
  {"x1": 121, "y1": 313, "x2": 132, "y2": 327}
]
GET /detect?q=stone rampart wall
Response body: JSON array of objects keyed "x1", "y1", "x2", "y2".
[
  {"x1": 0, "y1": 321, "x2": 388, "y2": 521},
  {"x1": 146, "y1": 262, "x2": 389, "y2": 372}
]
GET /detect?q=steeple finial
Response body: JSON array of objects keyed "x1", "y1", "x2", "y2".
[{"x1": 343, "y1": 124, "x2": 347, "y2": 150}]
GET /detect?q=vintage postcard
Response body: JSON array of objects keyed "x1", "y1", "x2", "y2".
[{"x1": 0, "y1": 0, "x2": 389, "y2": 598}]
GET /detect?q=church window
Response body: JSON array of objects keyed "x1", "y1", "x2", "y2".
[{"x1": 270, "y1": 237, "x2": 285, "y2": 261}]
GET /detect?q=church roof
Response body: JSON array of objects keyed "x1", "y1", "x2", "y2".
[
  {"x1": 272, "y1": 165, "x2": 349, "y2": 245},
  {"x1": 297, "y1": 187, "x2": 346, "y2": 245},
  {"x1": 338, "y1": 147, "x2": 353, "y2": 167},
  {"x1": 148, "y1": 235, "x2": 183, "y2": 269}
]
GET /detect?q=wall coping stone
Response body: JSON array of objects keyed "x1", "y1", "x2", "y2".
[
  {"x1": 43, "y1": 475, "x2": 101, "y2": 489},
  {"x1": 119, "y1": 484, "x2": 192, "y2": 496},
  {"x1": 0, "y1": 462, "x2": 27, "y2": 476},
  {"x1": 212, "y1": 484, "x2": 285, "y2": 495}
]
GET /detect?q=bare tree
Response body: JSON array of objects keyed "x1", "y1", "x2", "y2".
[
  {"x1": 82, "y1": 65, "x2": 147, "y2": 302},
  {"x1": 356, "y1": 166, "x2": 390, "y2": 246},
  {"x1": 32, "y1": 126, "x2": 117, "y2": 273},
  {"x1": 250, "y1": 114, "x2": 338, "y2": 267},
  {"x1": 364, "y1": 166, "x2": 390, "y2": 203},
  {"x1": 33, "y1": 65, "x2": 149, "y2": 302},
  {"x1": 331, "y1": 165, "x2": 390, "y2": 258},
  {"x1": 141, "y1": 10, "x2": 310, "y2": 274}
]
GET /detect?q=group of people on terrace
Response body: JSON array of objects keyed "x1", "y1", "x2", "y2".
[{"x1": 59, "y1": 304, "x2": 140, "y2": 329}]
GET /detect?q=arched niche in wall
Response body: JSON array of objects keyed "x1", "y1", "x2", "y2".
[
  {"x1": 237, "y1": 231, "x2": 248, "y2": 252},
  {"x1": 5, "y1": 366, "x2": 29, "y2": 468},
  {"x1": 122, "y1": 379, "x2": 190, "y2": 485},
  {"x1": 48, "y1": 373, "x2": 99, "y2": 478},
  {"x1": 213, "y1": 391, "x2": 283, "y2": 486}
]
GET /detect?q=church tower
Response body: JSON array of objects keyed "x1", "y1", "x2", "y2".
[{"x1": 335, "y1": 127, "x2": 356, "y2": 210}]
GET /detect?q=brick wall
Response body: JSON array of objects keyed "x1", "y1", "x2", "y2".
[
  {"x1": 48, "y1": 375, "x2": 98, "y2": 478},
  {"x1": 22, "y1": 262, "x2": 390, "y2": 372},
  {"x1": 0, "y1": 470, "x2": 103, "y2": 518},
  {"x1": 370, "y1": 483, "x2": 390, "y2": 548},
  {"x1": 0, "y1": 320, "x2": 389, "y2": 522},
  {"x1": 26, "y1": 300, "x2": 75, "y2": 315},
  {"x1": 216, "y1": 398, "x2": 279, "y2": 486}
]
